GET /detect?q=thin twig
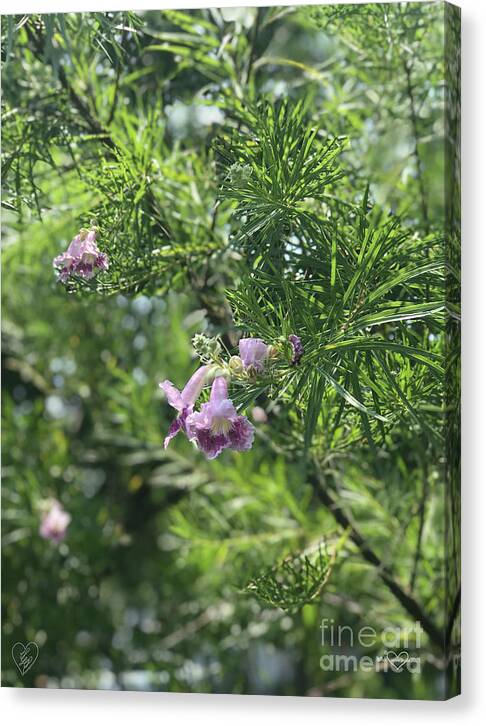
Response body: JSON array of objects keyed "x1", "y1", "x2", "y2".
[
  {"x1": 403, "y1": 59, "x2": 430, "y2": 234},
  {"x1": 410, "y1": 460, "x2": 428, "y2": 590},
  {"x1": 311, "y1": 469, "x2": 443, "y2": 649},
  {"x1": 27, "y1": 20, "x2": 170, "y2": 239},
  {"x1": 244, "y1": 7, "x2": 265, "y2": 87}
]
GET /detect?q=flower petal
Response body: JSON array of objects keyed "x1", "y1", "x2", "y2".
[
  {"x1": 228, "y1": 416, "x2": 255, "y2": 451},
  {"x1": 208, "y1": 376, "x2": 229, "y2": 405},
  {"x1": 192, "y1": 429, "x2": 229, "y2": 460},
  {"x1": 239, "y1": 338, "x2": 269, "y2": 371},
  {"x1": 163, "y1": 413, "x2": 185, "y2": 448},
  {"x1": 159, "y1": 380, "x2": 184, "y2": 412},
  {"x1": 180, "y1": 365, "x2": 212, "y2": 408}
]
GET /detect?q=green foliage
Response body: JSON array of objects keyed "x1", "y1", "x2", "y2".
[
  {"x1": 245, "y1": 543, "x2": 335, "y2": 612},
  {"x1": 219, "y1": 102, "x2": 445, "y2": 453},
  {"x1": 216, "y1": 100, "x2": 345, "y2": 259},
  {"x1": 1, "y1": 3, "x2": 459, "y2": 699}
]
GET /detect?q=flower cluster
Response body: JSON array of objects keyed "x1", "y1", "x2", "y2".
[
  {"x1": 192, "y1": 333, "x2": 222, "y2": 363},
  {"x1": 39, "y1": 499, "x2": 71, "y2": 543},
  {"x1": 160, "y1": 337, "x2": 272, "y2": 460},
  {"x1": 186, "y1": 376, "x2": 255, "y2": 459},
  {"x1": 53, "y1": 227, "x2": 109, "y2": 283}
]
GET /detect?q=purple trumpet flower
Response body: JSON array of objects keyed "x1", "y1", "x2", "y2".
[
  {"x1": 186, "y1": 377, "x2": 254, "y2": 460},
  {"x1": 239, "y1": 338, "x2": 269, "y2": 372},
  {"x1": 288, "y1": 334, "x2": 303, "y2": 365},
  {"x1": 39, "y1": 500, "x2": 71, "y2": 543},
  {"x1": 53, "y1": 228, "x2": 109, "y2": 282},
  {"x1": 159, "y1": 365, "x2": 212, "y2": 448}
]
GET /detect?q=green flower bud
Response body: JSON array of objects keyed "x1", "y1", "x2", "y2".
[
  {"x1": 192, "y1": 333, "x2": 222, "y2": 362},
  {"x1": 207, "y1": 364, "x2": 230, "y2": 381},
  {"x1": 228, "y1": 356, "x2": 245, "y2": 374},
  {"x1": 227, "y1": 162, "x2": 253, "y2": 186}
]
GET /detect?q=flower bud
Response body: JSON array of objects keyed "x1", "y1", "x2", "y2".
[
  {"x1": 228, "y1": 356, "x2": 245, "y2": 375},
  {"x1": 251, "y1": 406, "x2": 268, "y2": 423},
  {"x1": 192, "y1": 333, "x2": 222, "y2": 362},
  {"x1": 208, "y1": 364, "x2": 230, "y2": 381},
  {"x1": 288, "y1": 334, "x2": 303, "y2": 365}
]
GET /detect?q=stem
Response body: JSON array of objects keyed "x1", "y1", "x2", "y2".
[
  {"x1": 245, "y1": 7, "x2": 264, "y2": 88},
  {"x1": 106, "y1": 62, "x2": 122, "y2": 126},
  {"x1": 445, "y1": 586, "x2": 460, "y2": 651},
  {"x1": 311, "y1": 470, "x2": 443, "y2": 649},
  {"x1": 403, "y1": 60, "x2": 430, "y2": 233},
  {"x1": 194, "y1": 257, "x2": 444, "y2": 649},
  {"x1": 58, "y1": 65, "x2": 116, "y2": 150},
  {"x1": 410, "y1": 460, "x2": 428, "y2": 591}
]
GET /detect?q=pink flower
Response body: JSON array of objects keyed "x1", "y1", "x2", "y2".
[
  {"x1": 159, "y1": 365, "x2": 212, "y2": 448},
  {"x1": 186, "y1": 377, "x2": 254, "y2": 460},
  {"x1": 238, "y1": 338, "x2": 269, "y2": 372},
  {"x1": 251, "y1": 406, "x2": 268, "y2": 423},
  {"x1": 39, "y1": 500, "x2": 71, "y2": 543},
  {"x1": 53, "y1": 228, "x2": 109, "y2": 282}
]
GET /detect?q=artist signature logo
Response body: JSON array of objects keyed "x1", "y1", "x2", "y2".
[
  {"x1": 12, "y1": 641, "x2": 39, "y2": 676},
  {"x1": 385, "y1": 650, "x2": 410, "y2": 673}
]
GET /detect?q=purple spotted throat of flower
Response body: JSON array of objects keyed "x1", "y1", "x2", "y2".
[{"x1": 159, "y1": 335, "x2": 303, "y2": 460}]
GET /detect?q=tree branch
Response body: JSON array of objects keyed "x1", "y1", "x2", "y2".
[{"x1": 310, "y1": 470, "x2": 444, "y2": 649}]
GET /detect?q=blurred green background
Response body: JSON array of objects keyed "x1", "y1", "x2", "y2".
[{"x1": 1, "y1": 4, "x2": 459, "y2": 698}]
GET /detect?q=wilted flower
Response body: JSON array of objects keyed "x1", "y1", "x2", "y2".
[
  {"x1": 39, "y1": 500, "x2": 71, "y2": 543},
  {"x1": 288, "y1": 334, "x2": 303, "y2": 365},
  {"x1": 239, "y1": 338, "x2": 269, "y2": 373},
  {"x1": 159, "y1": 365, "x2": 212, "y2": 448},
  {"x1": 53, "y1": 228, "x2": 109, "y2": 282},
  {"x1": 186, "y1": 376, "x2": 254, "y2": 460}
]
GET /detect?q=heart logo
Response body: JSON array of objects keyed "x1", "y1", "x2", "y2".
[
  {"x1": 12, "y1": 641, "x2": 39, "y2": 676},
  {"x1": 386, "y1": 650, "x2": 409, "y2": 672}
]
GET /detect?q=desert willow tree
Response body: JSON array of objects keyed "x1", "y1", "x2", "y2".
[{"x1": 2, "y1": 4, "x2": 459, "y2": 676}]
